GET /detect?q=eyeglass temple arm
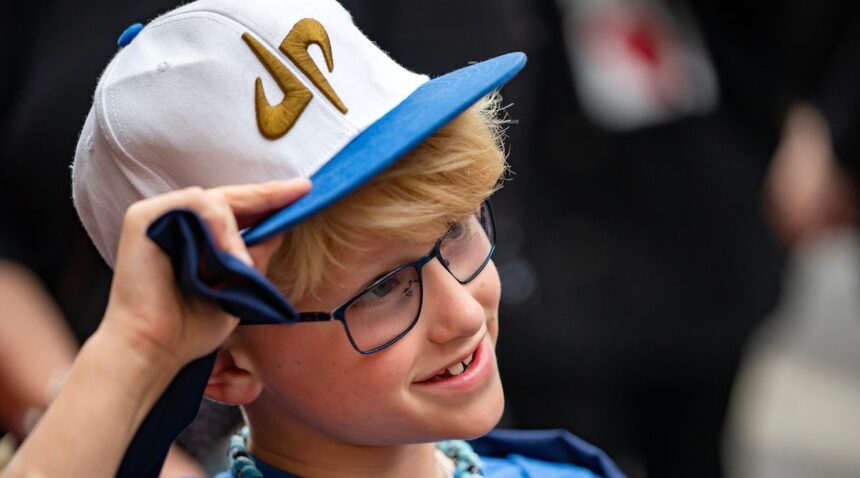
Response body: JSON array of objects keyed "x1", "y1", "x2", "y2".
[{"x1": 297, "y1": 312, "x2": 336, "y2": 322}]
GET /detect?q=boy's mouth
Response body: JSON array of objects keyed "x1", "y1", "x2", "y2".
[
  {"x1": 412, "y1": 338, "x2": 493, "y2": 394},
  {"x1": 414, "y1": 339, "x2": 482, "y2": 383},
  {"x1": 427, "y1": 352, "x2": 475, "y2": 381}
]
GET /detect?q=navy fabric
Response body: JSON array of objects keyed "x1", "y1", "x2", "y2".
[
  {"x1": 241, "y1": 52, "x2": 526, "y2": 245},
  {"x1": 117, "y1": 352, "x2": 215, "y2": 477},
  {"x1": 147, "y1": 209, "x2": 299, "y2": 326},
  {"x1": 212, "y1": 429, "x2": 626, "y2": 477},
  {"x1": 118, "y1": 210, "x2": 301, "y2": 477}
]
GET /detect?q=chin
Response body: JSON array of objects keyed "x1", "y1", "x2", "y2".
[{"x1": 444, "y1": 376, "x2": 506, "y2": 440}]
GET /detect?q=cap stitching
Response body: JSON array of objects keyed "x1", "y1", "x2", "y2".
[
  {"x1": 141, "y1": 12, "x2": 357, "y2": 175},
  {"x1": 103, "y1": 39, "x2": 178, "y2": 192},
  {"x1": 153, "y1": 10, "x2": 351, "y2": 135}
]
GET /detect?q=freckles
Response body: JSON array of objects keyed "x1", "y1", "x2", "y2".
[
  {"x1": 363, "y1": 361, "x2": 400, "y2": 385},
  {"x1": 352, "y1": 355, "x2": 410, "y2": 396}
]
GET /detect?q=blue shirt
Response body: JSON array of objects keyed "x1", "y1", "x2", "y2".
[{"x1": 214, "y1": 429, "x2": 626, "y2": 478}]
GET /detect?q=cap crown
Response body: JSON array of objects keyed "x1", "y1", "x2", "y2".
[{"x1": 73, "y1": 0, "x2": 427, "y2": 265}]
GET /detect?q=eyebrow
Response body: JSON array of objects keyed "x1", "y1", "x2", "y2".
[
  {"x1": 347, "y1": 219, "x2": 463, "y2": 297},
  {"x1": 357, "y1": 270, "x2": 391, "y2": 294},
  {"x1": 350, "y1": 241, "x2": 433, "y2": 296},
  {"x1": 346, "y1": 252, "x2": 411, "y2": 299}
]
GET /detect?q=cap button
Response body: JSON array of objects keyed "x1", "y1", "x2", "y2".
[{"x1": 117, "y1": 23, "x2": 144, "y2": 47}]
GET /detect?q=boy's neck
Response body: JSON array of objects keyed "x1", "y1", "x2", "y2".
[{"x1": 245, "y1": 412, "x2": 442, "y2": 478}]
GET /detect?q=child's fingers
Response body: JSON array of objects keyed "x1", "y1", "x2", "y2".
[
  {"x1": 122, "y1": 179, "x2": 310, "y2": 268},
  {"x1": 123, "y1": 187, "x2": 251, "y2": 266},
  {"x1": 192, "y1": 190, "x2": 252, "y2": 266},
  {"x1": 215, "y1": 178, "x2": 312, "y2": 229}
]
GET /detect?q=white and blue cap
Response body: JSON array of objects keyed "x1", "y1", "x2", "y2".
[{"x1": 73, "y1": 0, "x2": 526, "y2": 267}]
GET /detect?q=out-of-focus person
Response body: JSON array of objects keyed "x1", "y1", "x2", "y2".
[
  {"x1": 0, "y1": 1, "x2": 226, "y2": 476},
  {"x1": 0, "y1": 261, "x2": 205, "y2": 477},
  {"x1": 0, "y1": 262, "x2": 76, "y2": 441},
  {"x1": 764, "y1": 103, "x2": 857, "y2": 246}
]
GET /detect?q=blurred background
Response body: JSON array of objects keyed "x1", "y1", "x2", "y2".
[{"x1": 1, "y1": 0, "x2": 859, "y2": 476}]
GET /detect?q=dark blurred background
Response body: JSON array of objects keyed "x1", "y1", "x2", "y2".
[{"x1": 2, "y1": 0, "x2": 860, "y2": 477}]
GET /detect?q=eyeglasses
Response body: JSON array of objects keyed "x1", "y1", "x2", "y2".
[{"x1": 296, "y1": 201, "x2": 496, "y2": 354}]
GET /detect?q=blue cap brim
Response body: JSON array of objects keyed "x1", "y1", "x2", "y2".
[{"x1": 242, "y1": 52, "x2": 527, "y2": 245}]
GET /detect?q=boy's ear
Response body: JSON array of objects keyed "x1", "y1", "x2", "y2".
[{"x1": 205, "y1": 346, "x2": 262, "y2": 405}]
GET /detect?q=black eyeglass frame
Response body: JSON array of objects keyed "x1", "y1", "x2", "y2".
[{"x1": 295, "y1": 201, "x2": 497, "y2": 354}]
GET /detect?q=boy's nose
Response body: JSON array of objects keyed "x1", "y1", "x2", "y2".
[{"x1": 421, "y1": 259, "x2": 487, "y2": 344}]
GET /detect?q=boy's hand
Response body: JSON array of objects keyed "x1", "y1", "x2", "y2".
[{"x1": 99, "y1": 178, "x2": 311, "y2": 373}]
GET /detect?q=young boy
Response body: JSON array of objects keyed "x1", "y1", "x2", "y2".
[{"x1": 4, "y1": 0, "x2": 624, "y2": 477}]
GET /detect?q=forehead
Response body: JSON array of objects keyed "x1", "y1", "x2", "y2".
[
  {"x1": 324, "y1": 205, "x2": 482, "y2": 280},
  {"x1": 293, "y1": 233, "x2": 437, "y2": 310}
]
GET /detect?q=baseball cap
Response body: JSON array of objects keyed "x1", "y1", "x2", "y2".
[{"x1": 72, "y1": 0, "x2": 526, "y2": 267}]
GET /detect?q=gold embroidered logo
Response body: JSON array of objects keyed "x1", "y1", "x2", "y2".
[{"x1": 242, "y1": 18, "x2": 348, "y2": 139}]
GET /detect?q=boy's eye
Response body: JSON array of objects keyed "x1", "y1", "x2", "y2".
[
  {"x1": 368, "y1": 277, "x2": 398, "y2": 298},
  {"x1": 352, "y1": 272, "x2": 418, "y2": 311},
  {"x1": 444, "y1": 221, "x2": 465, "y2": 241}
]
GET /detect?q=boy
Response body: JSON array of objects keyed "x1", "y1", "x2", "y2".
[{"x1": 4, "y1": 0, "x2": 624, "y2": 477}]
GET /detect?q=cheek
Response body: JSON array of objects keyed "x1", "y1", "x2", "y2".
[
  {"x1": 245, "y1": 324, "x2": 417, "y2": 429},
  {"x1": 476, "y1": 260, "x2": 502, "y2": 305},
  {"x1": 244, "y1": 323, "x2": 352, "y2": 395},
  {"x1": 476, "y1": 261, "x2": 501, "y2": 339}
]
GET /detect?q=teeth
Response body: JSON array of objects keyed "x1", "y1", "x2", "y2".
[
  {"x1": 464, "y1": 352, "x2": 474, "y2": 366},
  {"x1": 426, "y1": 351, "x2": 477, "y2": 381},
  {"x1": 447, "y1": 362, "x2": 466, "y2": 376}
]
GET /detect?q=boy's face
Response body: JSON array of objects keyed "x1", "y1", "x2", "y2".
[{"x1": 229, "y1": 231, "x2": 504, "y2": 446}]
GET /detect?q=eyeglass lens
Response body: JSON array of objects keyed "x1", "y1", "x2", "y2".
[
  {"x1": 344, "y1": 265, "x2": 421, "y2": 352},
  {"x1": 343, "y1": 203, "x2": 494, "y2": 352},
  {"x1": 439, "y1": 204, "x2": 494, "y2": 282}
]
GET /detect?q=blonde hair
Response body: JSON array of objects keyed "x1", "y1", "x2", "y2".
[{"x1": 268, "y1": 93, "x2": 508, "y2": 301}]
